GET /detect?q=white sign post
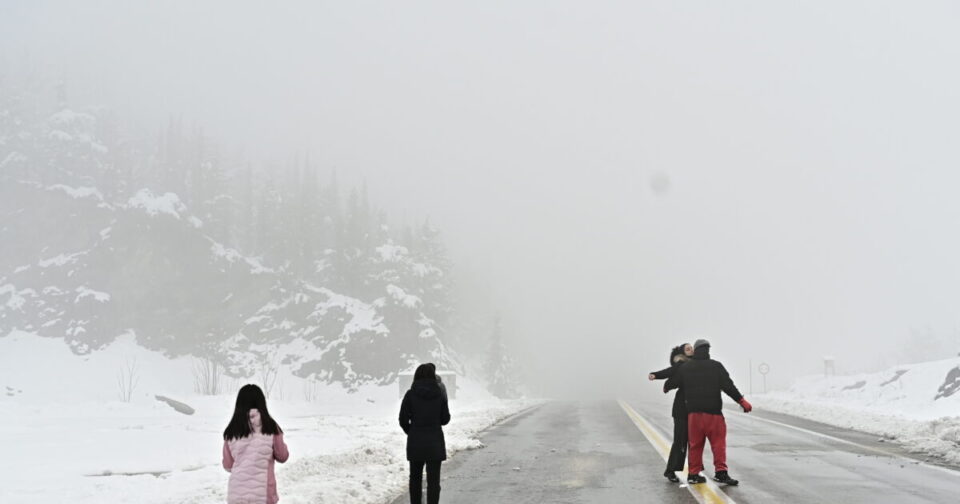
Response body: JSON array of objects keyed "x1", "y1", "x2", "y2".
[{"x1": 758, "y1": 362, "x2": 770, "y2": 393}]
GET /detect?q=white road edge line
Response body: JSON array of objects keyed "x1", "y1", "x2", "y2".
[
  {"x1": 738, "y1": 412, "x2": 960, "y2": 478},
  {"x1": 618, "y1": 399, "x2": 738, "y2": 504}
]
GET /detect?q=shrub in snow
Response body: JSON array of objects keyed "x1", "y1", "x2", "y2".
[
  {"x1": 259, "y1": 353, "x2": 281, "y2": 399},
  {"x1": 192, "y1": 358, "x2": 222, "y2": 396},
  {"x1": 116, "y1": 357, "x2": 139, "y2": 402},
  {"x1": 302, "y1": 378, "x2": 322, "y2": 402}
]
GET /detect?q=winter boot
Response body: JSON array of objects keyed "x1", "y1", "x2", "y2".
[
  {"x1": 663, "y1": 470, "x2": 680, "y2": 483},
  {"x1": 713, "y1": 471, "x2": 739, "y2": 486},
  {"x1": 688, "y1": 473, "x2": 707, "y2": 484}
]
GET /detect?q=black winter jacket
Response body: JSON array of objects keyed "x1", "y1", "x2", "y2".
[
  {"x1": 650, "y1": 356, "x2": 688, "y2": 419},
  {"x1": 664, "y1": 346, "x2": 743, "y2": 415},
  {"x1": 399, "y1": 379, "x2": 451, "y2": 461}
]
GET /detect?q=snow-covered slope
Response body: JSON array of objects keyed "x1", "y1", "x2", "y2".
[
  {"x1": 1, "y1": 93, "x2": 463, "y2": 389},
  {"x1": 0, "y1": 331, "x2": 536, "y2": 504},
  {"x1": 755, "y1": 357, "x2": 960, "y2": 464},
  {"x1": 0, "y1": 176, "x2": 457, "y2": 387}
]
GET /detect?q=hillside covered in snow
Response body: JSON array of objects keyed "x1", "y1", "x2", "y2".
[
  {"x1": 756, "y1": 356, "x2": 960, "y2": 464},
  {"x1": 0, "y1": 80, "x2": 472, "y2": 390}
]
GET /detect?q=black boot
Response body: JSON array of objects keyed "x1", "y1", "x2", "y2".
[
  {"x1": 663, "y1": 470, "x2": 680, "y2": 483},
  {"x1": 713, "y1": 471, "x2": 739, "y2": 486},
  {"x1": 688, "y1": 473, "x2": 706, "y2": 484}
]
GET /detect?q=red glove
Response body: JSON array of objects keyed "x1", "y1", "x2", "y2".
[{"x1": 738, "y1": 398, "x2": 752, "y2": 413}]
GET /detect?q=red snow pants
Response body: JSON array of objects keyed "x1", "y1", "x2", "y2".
[{"x1": 687, "y1": 412, "x2": 727, "y2": 475}]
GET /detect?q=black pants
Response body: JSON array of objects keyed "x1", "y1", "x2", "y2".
[
  {"x1": 665, "y1": 415, "x2": 688, "y2": 473},
  {"x1": 409, "y1": 460, "x2": 442, "y2": 504}
]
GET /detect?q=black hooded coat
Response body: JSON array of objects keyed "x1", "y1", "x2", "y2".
[
  {"x1": 399, "y1": 378, "x2": 451, "y2": 461},
  {"x1": 650, "y1": 348, "x2": 689, "y2": 418},
  {"x1": 664, "y1": 345, "x2": 744, "y2": 415}
]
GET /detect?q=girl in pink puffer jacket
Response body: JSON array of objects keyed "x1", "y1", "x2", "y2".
[{"x1": 222, "y1": 384, "x2": 290, "y2": 504}]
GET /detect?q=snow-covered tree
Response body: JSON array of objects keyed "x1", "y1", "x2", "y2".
[
  {"x1": 484, "y1": 316, "x2": 520, "y2": 398},
  {"x1": 0, "y1": 76, "x2": 465, "y2": 388}
]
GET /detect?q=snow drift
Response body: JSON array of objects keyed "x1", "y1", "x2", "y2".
[
  {"x1": 756, "y1": 356, "x2": 960, "y2": 464},
  {"x1": 0, "y1": 331, "x2": 536, "y2": 504}
]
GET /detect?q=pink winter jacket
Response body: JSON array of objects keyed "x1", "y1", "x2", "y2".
[{"x1": 222, "y1": 432, "x2": 289, "y2": 504}]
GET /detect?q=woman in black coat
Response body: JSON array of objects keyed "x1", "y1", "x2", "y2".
[
  {"x1": 648, "y1": 343, "x2": 693, "y2": 482},
  {"x1": 399, "y1": 363, "x2": 451, "y2": 504}
]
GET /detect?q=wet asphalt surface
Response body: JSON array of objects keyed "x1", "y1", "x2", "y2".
[
  {"x1": 390, "y1": 398, "x2": 960, "y2": 504},
  {"x1": 392, "y1": 400, "x2": 695, "y2": 504}
]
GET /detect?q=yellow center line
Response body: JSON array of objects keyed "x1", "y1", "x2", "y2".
[{"x1": 617, "y1": 399, "x2": 737, "y2": 504}]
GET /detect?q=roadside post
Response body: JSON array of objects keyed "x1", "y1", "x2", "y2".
[{"x1": 758, "y1": 362, "x2": 770, "y2": 393}]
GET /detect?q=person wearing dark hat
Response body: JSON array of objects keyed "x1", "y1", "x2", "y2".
[
  {"x1": 399, "y1": 363, "x2": 451, "y2": 504},
  {"x1": 648, "y1": 342, "x2": 694, "y2": 482},
  {"x1": 664, "y1": 339, "x2": 752, "y2": 486}
]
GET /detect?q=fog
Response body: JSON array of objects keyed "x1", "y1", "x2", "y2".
[{"x1": 4, "y1": 0, "x2": 960, "y2": 397}]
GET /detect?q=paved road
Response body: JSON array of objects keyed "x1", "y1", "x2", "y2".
[
  {"x1": 393, "y1": 400, "x2": 696, "y2": 504},
  {"x1": 391, "y1": 397, "x2": 960, "y2": 504}
]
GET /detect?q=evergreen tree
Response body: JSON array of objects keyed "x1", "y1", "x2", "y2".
[
  {"x1": 238, "y1": 163, "x2": 256, "y2": 251},
  {"x1": 412, "y1": 220, "x2": 454, "y2": 335},
  {"x1": 296, "y1": 155, "x2": 320, "y2": 274},
  {"x1": 0, "y1": 75, "x2": 469, "y2": 388},
  {"x1": 485, "y1": 315, "x2": 519, "y2": 398}
]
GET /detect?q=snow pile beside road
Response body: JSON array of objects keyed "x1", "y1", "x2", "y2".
[
  {"x1": 274, "y1": 385, "x2": 535, "y2": 504},
  {"x1": 755, "y1": 356, "x2": 960, "y2": 464},
  {"x1": 0, "y1": 331, "x2": 538, "y2": 504}
]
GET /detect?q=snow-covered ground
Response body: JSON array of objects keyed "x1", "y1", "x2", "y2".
[
  {"x1": 754, "y1": 356, "x2": 960, "y2": 464},
  {"x1": 0, "y1": 331, "x2": 537, "y2": 503}
]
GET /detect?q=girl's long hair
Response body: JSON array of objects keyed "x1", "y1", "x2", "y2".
[{"x1": 223, "y1": 384, "x2": 283, "y2": 440}]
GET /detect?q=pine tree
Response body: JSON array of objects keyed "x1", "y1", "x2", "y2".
[
  {"x1": 412, "y1": 220, "x2": 454, "y2": 336},
  {"x1": 255, "y1": 178, "x2": 282, "y2": 259},
  {"x1": 238, "y1": 163, "x2": 256, "y2": 251},
  {"x1": 296, "y1": 155, "x2": 320, "y2": 275},
  {"x1": 485, "y1": 315, "x2": 519, "y2": 398}
]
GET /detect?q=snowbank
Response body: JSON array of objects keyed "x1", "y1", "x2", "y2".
[
  {"x1": 0, "y1": 331, "x2": 536, "y2": 503},
  {"x1": 755, "y1": 356, "x2": 960, "y2": 464}
]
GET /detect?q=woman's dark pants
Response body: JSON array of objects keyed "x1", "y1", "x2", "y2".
[
  {"x1": 666, "y1": 415, "x2": 688, "y2": 474},
  {"x1": 409, "y1": 460, "x2": 442, "y2": 504}
]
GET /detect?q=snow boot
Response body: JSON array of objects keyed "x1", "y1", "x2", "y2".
[
  {"x1": 688, "y1": 473, "x2": 707, "y2": 484},
  {"x1": 663, "y1": 470, "x2": 680, "y2": 483},
  {"x1": 713, "y1": 471, "x2": 739, "y2": 486}
]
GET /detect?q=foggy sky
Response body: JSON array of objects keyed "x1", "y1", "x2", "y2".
[{"x1": 4, "y1": 1, "x2": 960, "y2": 395}]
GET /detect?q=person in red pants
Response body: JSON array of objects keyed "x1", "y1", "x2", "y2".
[{"x1": 664, "y1": 339, "x2": 752, "y2": 485}]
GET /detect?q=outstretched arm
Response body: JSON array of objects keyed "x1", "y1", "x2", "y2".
[
  {"x1": 718, "y1": 363, "x2": 751, "y2": 411},
  {"x1": 649, "y1": 366, "x2": 674, "y2": 380},
  {"x1": 718, "y1": 363, "x2": 744, "y2": 402}
]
